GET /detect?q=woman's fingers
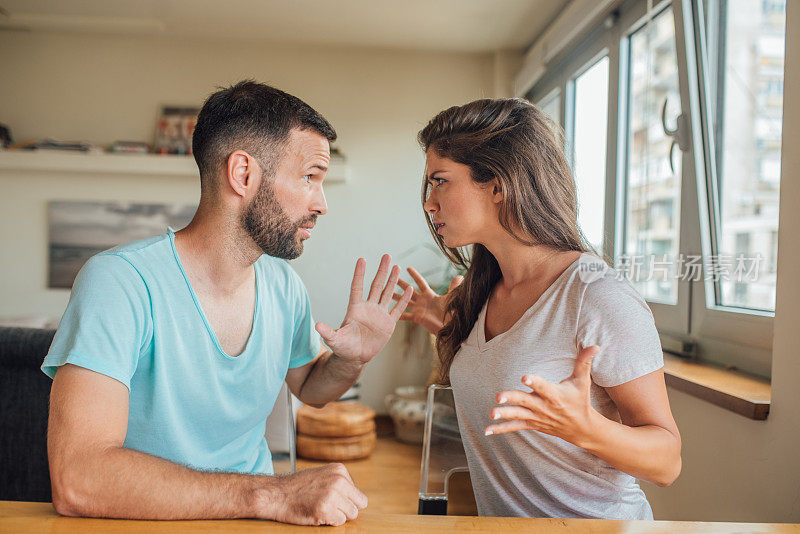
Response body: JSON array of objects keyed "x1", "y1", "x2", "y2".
[
  {"x1": 390, "y1": 286, "x2": 414, "y2": 320},
  {"x1": 484, "y1": 420, "x2": 535, "y2": 436},
  {"x1": 498, "y1": 388, "x2": 548, "y2": 406},
  {"x1": 490, "y1": 404, "x2": 543, "y2": 422},
  {"x1": 496, "y1": 390, "x2": 549, "y2": 414},
  {"x1": 448, "y1": 275, "x2": 464, "y2": 292},
  {"x1": 406, "y1": 266, "x2": 432, "y2": 292},
  {"x1": 392, "y1": 287, "x2": 417, "y2": 304},
  {"x1": 519, "y1": 374, "x2": 559, "y2": 399},
  {"x1": 399, "y1": 312, "x2": 416, "y2": 322}
]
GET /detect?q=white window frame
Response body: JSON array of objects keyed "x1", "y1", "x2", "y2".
[
  {"x1": 528, "y1": 23, "x2": 617, "y2": 264},
  {"x1": 535, "y1": 87, "x2": 563, "y2": 127},
  {"x1": 673, "y1": 0, "x2": 774, "y2": 376},
  {"x1": 526, "y1": 0, "x2": 778, "y2": 378}
]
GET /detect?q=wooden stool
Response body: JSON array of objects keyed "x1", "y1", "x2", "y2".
[{"x1": 296, "y1": 401, "x2": 377, "y2": 461}]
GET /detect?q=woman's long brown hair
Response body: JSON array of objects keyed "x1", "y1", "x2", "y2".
[{"x1": 418, "y1": 98, "x2": 598, "y2": 385}]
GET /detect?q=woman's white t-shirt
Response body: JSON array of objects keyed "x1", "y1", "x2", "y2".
[{"x1": 450, "y1": 254, "x2": 663, "y2": 519}]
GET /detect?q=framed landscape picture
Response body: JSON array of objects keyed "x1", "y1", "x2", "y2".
[{"x1": 48, "y1": 200, "x2": 196, "y2": 288}]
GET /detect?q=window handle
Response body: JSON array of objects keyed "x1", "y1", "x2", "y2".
[
  {"x1": 661, "y1": 98, "x2": 690, "y2": 153},
  {"x1": 661, "y1": 98, "x2": 678, "y2": 137},
  {"x1": 669, "y1": 139, "x2": 678, "y2": 175}
]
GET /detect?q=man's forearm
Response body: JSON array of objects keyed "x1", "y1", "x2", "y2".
[
  {"x1": 297, "y1": 351, "x2": 365, "y2": 406},
  {"x1": 53, "y1": 445, "x2": 275, "y2": 520}
]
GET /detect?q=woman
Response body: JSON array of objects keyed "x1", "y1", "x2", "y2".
[{"x1": 395, "y1": 98, "x2": 681, "y2": 519}]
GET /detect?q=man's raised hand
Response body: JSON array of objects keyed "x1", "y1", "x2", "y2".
[{"x1": 315, "y1": 255, "x2": 413, "y2": 365}]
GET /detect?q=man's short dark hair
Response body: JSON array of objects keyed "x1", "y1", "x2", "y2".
[{"x1": 192, "y1": 80, "x2": 336, "y2": 193}]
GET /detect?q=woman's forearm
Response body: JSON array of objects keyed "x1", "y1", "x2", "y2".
[{"x1": 578, "y1": 412, "x2": 682, "y2": 487}]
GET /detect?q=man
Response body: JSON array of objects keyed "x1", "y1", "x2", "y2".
[{"x1": 42, "y1": 81, "x2": 414, "y2": 526}]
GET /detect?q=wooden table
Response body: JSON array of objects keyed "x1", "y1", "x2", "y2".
[{"x1": 2, "y1": 501, "x2": 799, "y2": 533}]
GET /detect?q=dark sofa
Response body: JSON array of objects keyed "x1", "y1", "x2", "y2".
[{"x1": 0, "y1": 326, "x2": 56, "y2": 502}]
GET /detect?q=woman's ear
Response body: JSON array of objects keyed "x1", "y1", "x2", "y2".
[{"x1": 491, "y1": 179, "x2": 504, "y2": 204}]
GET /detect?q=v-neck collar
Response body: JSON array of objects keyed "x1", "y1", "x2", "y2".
[
  {"x1": 167, "y1": 226, "x2": 261, "y2": 361},
  {"x1": 477, "y1": 254, "x2": 583, "y2": 351}
]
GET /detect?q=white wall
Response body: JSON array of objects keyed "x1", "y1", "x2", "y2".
[
  {"x1": 640, "y1": 1, "x2": 800, "y2": 523},
  {"x1": 0, "y1": 30, "x2": 495, "y2": 412}
]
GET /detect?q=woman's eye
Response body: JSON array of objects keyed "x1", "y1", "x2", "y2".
[{"x1": 429, "y1": 178, "x2": 444, "y2": 187}]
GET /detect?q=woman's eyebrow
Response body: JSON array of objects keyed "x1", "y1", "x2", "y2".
[{"x1": 426, "y1": 170, "x2": 445, "y2": 180}]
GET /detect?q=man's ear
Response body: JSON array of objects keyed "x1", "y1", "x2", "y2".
[{"x1": 226, "y1": 150, "x2": 257, "y2": 198}]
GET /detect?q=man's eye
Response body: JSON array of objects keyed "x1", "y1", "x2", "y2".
[{"x1": 303, "y1": 175, "x2": 312, "y2": 183}]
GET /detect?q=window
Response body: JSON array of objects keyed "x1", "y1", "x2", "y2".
[
  {"x1": 572, "y1": 57, "x2": 610, "y2": 253},
  {"x1": 536, "y1": 88, "x2": 562, "y2": 126},
  {"x1": 705, "y1": 0, "x2": 785, "y2": 312},
  {"x1": 524, "y1": 0, "x2": 787, "y2": 377},
  {"x1": 623, "y1": 7, "x2": 682, "y2": 304}
]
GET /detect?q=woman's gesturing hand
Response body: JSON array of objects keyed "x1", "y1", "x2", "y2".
[
  {"x1": 391, "y1": 267, "x2": 463, "y2": 335},
  {"x1": 484, "y1": 345, "x2": 603, "y2": 447}
]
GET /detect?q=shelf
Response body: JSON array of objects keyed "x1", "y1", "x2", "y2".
[
  {"x1": 663, "y1": 353, "x2": 771, "y2": 420},
  {"x1": 0, "y1": 150, "x2": 348, "y2": 182}
]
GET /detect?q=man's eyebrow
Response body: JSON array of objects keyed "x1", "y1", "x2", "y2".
[{"x1": 308, "y1": 163, "x2": 328, "y2": 172}]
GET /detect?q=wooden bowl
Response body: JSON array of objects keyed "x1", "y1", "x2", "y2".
[
  {"x1": 296, "y1": 431, "x2": 377, "y2": 461},
  {"x1": 297, "y1": 401, "x2": 376, "y2": 438}
]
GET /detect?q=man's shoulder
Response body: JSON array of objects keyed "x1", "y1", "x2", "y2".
[
  {"x1": 77, "y1": 232, "x2": 171, "y2": 288},
  {"x1": 103, "y1": 231, "x2": 171, "y2": 260}
]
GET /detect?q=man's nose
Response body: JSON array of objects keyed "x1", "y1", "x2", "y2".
[{"x1": 311, "y1": 187, "x2": 328, "y2": 215}]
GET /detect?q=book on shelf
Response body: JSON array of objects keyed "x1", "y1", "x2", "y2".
[
  {"x1": 110, "y1": 141, "x2": 150, "y2": 154},
  {"x1": 8, "y1": 138, "x2": 101, "y2": 153}
]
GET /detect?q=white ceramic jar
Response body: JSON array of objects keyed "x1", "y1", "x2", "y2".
[{"x1": 384, "y1": 385, "x2": 427, "y2": 444}]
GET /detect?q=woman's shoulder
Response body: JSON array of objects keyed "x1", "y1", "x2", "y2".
[{"x1": 571, "y1": 254, "x2": 653, "y2": 319}]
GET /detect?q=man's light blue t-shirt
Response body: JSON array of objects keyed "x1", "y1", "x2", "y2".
[{"x1": 42, "y1": 227, "x2": 321, "y2": 475}]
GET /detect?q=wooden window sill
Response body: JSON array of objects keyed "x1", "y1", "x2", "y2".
[{"x1": 663, "y1": 353, "x2": 771, "y2": 420}]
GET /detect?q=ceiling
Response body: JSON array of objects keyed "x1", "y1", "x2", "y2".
[{"x1": 0, "y1": 0, "x2": 568, "y2": 52}]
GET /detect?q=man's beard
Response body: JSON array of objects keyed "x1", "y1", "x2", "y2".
[{"x1": 241, "y1": 180, "x2": 315, "y2": 260}]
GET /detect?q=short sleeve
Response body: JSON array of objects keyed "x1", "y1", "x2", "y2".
[
  {"x1": 41, "y1": 253, "x2": 153, "y2": 389},
  {"x1": 286, "y1": 268, "x2": 322, "y2": 369},
  {"x1": 576, "y1": 274, "x2": 664, "y2": 388}
]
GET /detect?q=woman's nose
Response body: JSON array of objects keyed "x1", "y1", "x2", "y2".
[{"x1": 423, "y1": 195, "x2": 437, "y2": 214}]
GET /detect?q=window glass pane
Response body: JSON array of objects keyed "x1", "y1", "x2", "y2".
[
  {"x1": 537, "y1": 90, "x2": 561, "y2": 126},
  {"x1": 623, "y1": 7, "x2": 682, "y2": 304},
  {"x1": 573, "y1": 57, "x2": 609, "y2": 253},
  {"x1": 709, "y1": 0, "x2": 785, "y2": 311}
]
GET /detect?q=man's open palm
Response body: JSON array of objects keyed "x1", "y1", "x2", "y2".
[{"x1": 315, "y1": 255, "x2": 413, "y2": 364}]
